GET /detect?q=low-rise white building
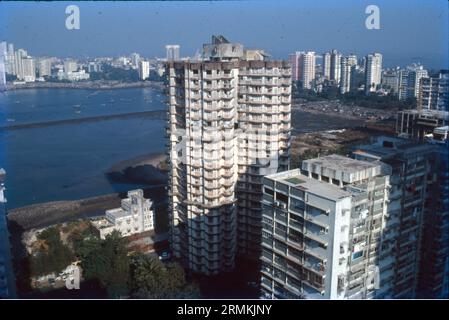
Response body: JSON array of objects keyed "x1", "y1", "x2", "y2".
[
  {"x1": 57, "y1": 69, "x2": 90, "y2": 81},
  {"x1": 93, "y1": 189, "x2": 155, "y2": 239}
]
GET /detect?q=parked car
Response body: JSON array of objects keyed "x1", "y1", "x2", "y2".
[{"x1": 159, "y1": 251, "x2": 171, "y2": 261}]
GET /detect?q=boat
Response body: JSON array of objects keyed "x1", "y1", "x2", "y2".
[
  {"x1": 7, "y1": 118, "x2": 15, "y2": 122},
  {"x1": 73, "y1": 104, "x2": 82, "y2": 114}
]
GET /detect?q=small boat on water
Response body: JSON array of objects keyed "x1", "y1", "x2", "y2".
[
  {"x1": 7, "y1": 118, "x2": 15, "y2": 122},
  {"x1": 73, "y1": 104, "x2": 82, "y2": 114}
]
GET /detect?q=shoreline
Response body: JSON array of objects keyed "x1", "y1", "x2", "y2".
[
  {"x1": 108, "y1": 152, "x2": 167, "y2": 173},
  {"x1": 5, "y1": 80, "x2": 165, "y2": 92}
]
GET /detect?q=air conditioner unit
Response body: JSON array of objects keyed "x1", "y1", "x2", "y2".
[{"x1": 280, "y1": 203, "x2": 287, "y2": 209}]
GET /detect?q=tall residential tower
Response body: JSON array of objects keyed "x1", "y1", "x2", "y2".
[{"x1": 165, "y1": 36, "x2": 291, "y2": 275}]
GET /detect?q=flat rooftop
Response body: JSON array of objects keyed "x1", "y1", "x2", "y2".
[
  {"x1": 106, "y1": 208, "x2": 129, "y2": 219},
  {"x1": 265, "y1": 169, "x2": 351, "y2": 201},
  {"x1": 352, "y1": 136, "x2": 432, "y2": 160},
  {"x1": 302, "y1": 154, "x2": 379, "y2": 173}
]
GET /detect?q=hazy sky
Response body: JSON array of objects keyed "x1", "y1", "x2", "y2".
[{"x1": 0, "y1": 0, "x2": 448, "y2": 69}]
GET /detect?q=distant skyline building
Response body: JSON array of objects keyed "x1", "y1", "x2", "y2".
[
  {"x1": 64, "y1": 60, "x2": 78, "y2": 73},
  {"x1": 330, "y1": 49, "x2": 342, "y2": 85},
  {"x1": 130, "y1": 52, "x2": 141, "y2": 69},
  {"x1": 339, "y1": 56, "x2": 352, "y2": 94},
  {"x1": 322, "y1": 52, "x2": 331, "y2": 80},
  {"x1": 299, "y1": 51, "x2": 316, "y2": 89},
  {"x1": 0, "y1": 43, "x2": 6, "y2": 89},
  {"x1": 138, "y1": 60, "x2": 150, "y2": 80},
  {"x1": 418, "y1": 71, "x2": 449, "y2": 112},
  {"x1": 365, "y1": 53, "x2": 383, "y2": 94},
  {"x1": 289, "y1": 51, "x2": 302, "y2": 82},
  {"x1": 14, "y1": 49, "x2": 27, "y2": 81},
  {"x1": 165, "y1": 44, "x2": 180, "y2": 61},
  {"x1": 382, "y1": 70, "x2": 399, "y2": 93},
  {"x1": 37, "y1": 58, "x2": 52, "y2": 77},
  {"x1": 21, "y1": 56, "x2": 35, "y2": 82},
  {"x1": 398, "y1": 65, "x2": 428, "y2": 101}
]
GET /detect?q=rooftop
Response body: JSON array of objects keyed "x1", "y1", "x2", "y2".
[
  {"x1": 302, "y1": 154, "x2": 379, "y2": 174},
  {"x1": 265, "y1": 169, "x2": 351, "y2": 201},
  {"x1": 106, "y1": 207, "x2": 129, "y2": 219}
]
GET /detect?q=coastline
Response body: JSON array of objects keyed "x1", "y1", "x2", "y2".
[
  {"x1": 108, "y1": 152, "x2": 167, "y2": 172},
  {"x1": 5, "y1": 80, "x2": 165, "y2": 92}
]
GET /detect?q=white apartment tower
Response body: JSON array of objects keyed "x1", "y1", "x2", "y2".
[
  {"x1": 166, "y1": 36, "x2": 291, "y2": 275},
  {"x1": 38, "y1": 58, "x2": 52, "y2": 78},
  {"x1": 299, "y1": 52, "x2": 316, "y2": 89},
  {"x1": 365, "y1": 53, "x2": 383, "y2": 94},
  {"x1": 339, "y1": 56, "x2": 352, "y2": 94},
  {"x1": 21, "y1": 56, "x2": 35, "y2": 82},
  {"x1": 260, "y1": 155, "x2": 390, "y2": 299},
  {"x1": 330, "y1": 49, "x2": 342, "y2": 85},
  {"x1": 138, "y1": 60, "x2": 150, "y2": 80},
  {"x1": 289, "y1": 51, "x2": 302, "y2": 82},
  {"x1": 14, "y1": 49, "x2": 27, "y2": 81},
  {"x1": 64, "y1": 60, "x2": 78, "y2": 73},
  {"x1": 322, "y1": 52, "x2": 331, "y2": 80}
]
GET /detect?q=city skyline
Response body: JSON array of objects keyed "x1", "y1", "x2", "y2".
[{"x1": 0, "y1": 1, "x2": 448, "y2": 69}]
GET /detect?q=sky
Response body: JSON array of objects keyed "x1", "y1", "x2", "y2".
[{"x1": 0, "y1": 0, "x2": 448, "y2": 69}]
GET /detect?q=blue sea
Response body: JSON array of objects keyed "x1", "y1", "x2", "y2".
[{"x1": 0, "y1": 88, "x2": 166, "y2": 209}]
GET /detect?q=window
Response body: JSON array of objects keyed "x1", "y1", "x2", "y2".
[
  {"x1": 264, "y1": 187, "x2": 274, "y2": 196},
  {"x1": 352, "y1": 251, "x2": 364, "y2": 260}
]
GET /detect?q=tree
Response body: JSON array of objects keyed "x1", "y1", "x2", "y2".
[
  {"x1": 30, "y1": 226, "x2": 75, "y2": 277},
  {"x1": 129, "y1": 254, "x2": 200, "y2": 299},
  {"x1": 76, "y1": 231, "x2": 130, "y2": 298}
]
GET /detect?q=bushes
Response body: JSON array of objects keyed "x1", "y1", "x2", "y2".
[
  {"x1": 75, "y1": 231, "x2": 130, "y2": 298},
  {"x1": 129, "y1": 254, "x2": 200, "y2": 299},
  {"x1": 30, "y1": 227, "x2": 74, "y2": 277}
]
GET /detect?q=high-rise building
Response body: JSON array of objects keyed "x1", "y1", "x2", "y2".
[
  {"x1": 289, "y1": 51, "x2": 302, "y2": 82},
  {"x1": 130, "y1": 52, "x2": 141, "y2": 69},
  {"x1": 299, "y1": 52, "x2": 315, "y2": 89},
  {"x1": 322, "y1": 52, "x2": 331, "y2": 80},
  {"x1": 347, "y1": 54, "x2": 358, "y2": 68},
  {"x1": 365, "y1": 53, "x2": 383, "y2": 94},
  {"x1": 5, "y1": 43, "x2": 16, "y2": 75},
  {"x1": 353, "y1": 136, "x2": 436, "y2": 298},
  {"x1": 417, "y1": 141, "x2": 449, "y2": 299},
  {"x1": 339, "y1": 56, "x2": 352, "y2": 94},
  {"x1": 21, "y1": 56, "x2": 36, "y2": 82},
  {"x1": 0, "y1": 56, "x2": 5, "y2": 90},
  {"x1": 0, "y1": 169, "x2": 16, "y2": 298},
  {"x1": 138, "y1": 60, "x2": 150, "y2": 80},
  {"x1": 418, "y1": 71, "x2": 449, "y2": 112},
  {"x1": 166, "y1": 45, "x2": 180, "y2": 61},
  {"x1": 330, "y1": 49, "x2": 342, "y2": 85},
  {"x1": 0, "y1": 43, "x2": 6, "y2": 89},
  {"x1": 64, "y1": 60, "x2": 78, "y2": 73},
  {"x1": 37, "y1": 58, "x2": 52, "y2": 77},
  {"x1": 398, "y1": 65, "x2": 428, "y2": 101},
  {"x1": 14, "y1": 49, "x2": 27, "y2": 80},
  {"x1": 165, "y1": 35, "x2": 291, "y2": 275},
  {"x1": 382, "y1": 70, "x2": 399, "y2": 93},
  {"x1": 260, "y1": 155, "x2": 390, "y2": 299}
]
